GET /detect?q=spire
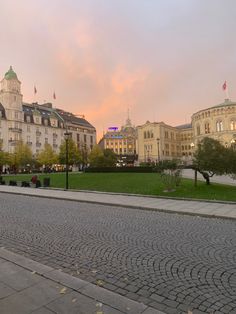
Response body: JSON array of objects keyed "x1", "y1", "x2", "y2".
[{"x1": 125, "y1": 107, "x2": 132, "y2": 126}]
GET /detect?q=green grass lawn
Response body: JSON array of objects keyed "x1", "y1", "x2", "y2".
[{"x1": 2, "y1": 172, "x2": 236, "y2": 202}]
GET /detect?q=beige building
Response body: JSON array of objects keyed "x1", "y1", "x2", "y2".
[
  {"x1": 137, "y1": 121, "x2": 193, "y2": 163},
  {"x1": 137, "y1": 99, "x2": 236, "y2": 163},
  {"x1": 191, "y1": 99, "x2": 236, "y2": 149},
  {"x1": 0, "y1": 66, "x2": 96, "y2": 155},
  {"x1": 99, "y1": 117, "x2": 137, "y2": 165}
]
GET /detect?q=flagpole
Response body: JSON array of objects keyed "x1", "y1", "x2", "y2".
[
  {"x1": 222, "y1": 81, "x2": 229, "y2": 100},
  {"x1": 225, "y1": 87, "x2": 229, "y2": 100}
]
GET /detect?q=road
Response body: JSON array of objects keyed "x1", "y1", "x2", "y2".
[{"x1": 0, "y1": 193, "x2": 236, "y2": 314}]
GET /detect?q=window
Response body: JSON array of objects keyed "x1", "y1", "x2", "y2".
[
  {"x1": 230, "y1": 120, "x2": 236, "y2": 131},
  {"x1": 90, "y1": 136, "x2": 93, "y2": 144},
  {"x1": 205, "y1": 122, "x2": 210, "y2": 134},
  {"x1": 26, "y1": 115, "x2": 31, "y2": 123},
  {"x1": 84, "y1": 134, "x2": 87, "y2": 143},
  {"x1": 164, "y1": 131, "x2": 169, "y2": 139},
  {"x1": 44, "y1": 119, "x2": 48, "y2": 126},
  {"x1": 144, "y1": 131, "x2": 146, "y2": 139},
  {"x1": 77, "y1": 134, "x2": 80, "y2": 142},
  {"x1": 216, "y1": 120, "x2": 223, "y2": 132},
  {"x1": 196, "y1": 125, "x2": 200, "y2": 136}
]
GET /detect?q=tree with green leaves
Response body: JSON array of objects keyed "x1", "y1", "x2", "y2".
[
  {"x1": 193, "y1": 137, "x2": 229, "y2": 185},
  {"x1": 12, "y1": 141, "x2": 33, "y2": 171},
  {"x1": 88, "y1": 145, "x2": 104, "y2": 167},
  {"x1": 37, "y1": 143, "x2": 58, "y2": 168},
  {"x1": 103, "y1": 149, "x2": 117, "y2": 167},
  {"x1": 59, "y1": 138, "x2": 81, "y2": 165}
]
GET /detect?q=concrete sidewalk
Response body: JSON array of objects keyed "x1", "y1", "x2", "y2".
[
  {"x1": 0, "y1": 185, "x2": 235, "y2": 220},
  {"x1": 0, "y1": 248, "x2": 164, "y2": 314}
]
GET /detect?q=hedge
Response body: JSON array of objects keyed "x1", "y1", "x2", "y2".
[{"x1": 85, "y1": 167, "x2": 156, "y2": 173}]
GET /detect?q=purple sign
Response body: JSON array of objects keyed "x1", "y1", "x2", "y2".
[{"x1": 108, "y1": 127, "x2": 118, "y2": 131}]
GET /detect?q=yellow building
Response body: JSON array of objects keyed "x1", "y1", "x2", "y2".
[
  {"x1": 191, "y1": 99, "x2": 236, "y2": 148},
  {"x1": 99, "y1": 117, "x2": 137, "y2": 165},
  {"x1": 137, "y1": 121, "x2": 192, "y2": 163},
  {"x1": 137, "y1": 99, "x2": 236, "y2": 164}
]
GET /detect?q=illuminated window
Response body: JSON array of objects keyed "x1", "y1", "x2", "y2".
[
  {"x1": 230, "y1": 119, "x2": 236, "y2": 131},
  {"x1": 216, "y1": 120, "x2": 223, "y2": 132}
]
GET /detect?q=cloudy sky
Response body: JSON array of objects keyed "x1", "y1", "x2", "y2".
[{"x1": 0, "y1": 0, "x2": 235, "y2": 139}]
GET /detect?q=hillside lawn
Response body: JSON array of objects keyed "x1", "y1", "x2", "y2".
[{"x1": 2, "y1": 172, "x2": 236, "y2": 202}]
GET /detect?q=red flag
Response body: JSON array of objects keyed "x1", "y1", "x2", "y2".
[
  {"x1": 34, "y1": 86, "x2": 37, "y2": 94},
  {"x1": 222, "y1": 81, "x2": 227, "y2": 91},
  {"x1": 53, "y1": 91, "x2": 56, "y2": 99}
]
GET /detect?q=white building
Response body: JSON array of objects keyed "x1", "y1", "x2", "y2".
[{"x1": 0, "y1": 66, "x2": 96, "y2": 155}]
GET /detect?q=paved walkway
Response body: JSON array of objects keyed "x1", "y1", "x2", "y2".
[
  {"x1": 0, "y1": 186, "x2": 235, "y2": 314},
  {"x1": 182, "y1": 169, "x2": 236, "y2": 186},
  {"x1": 0, "y1": 185, "x2": 235, "y2": 220},
  {"x1": 0, "y1": 248, "x2": 163, "y2": 314}
]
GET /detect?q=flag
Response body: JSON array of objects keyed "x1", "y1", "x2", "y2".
[
  {"x1": 53, "y1": 91, "x2": 56, "y2": 100},
  {"x1": 222, "y1": 81, "x2": 227, "y2": 91},
  {"x1": 34, "y1": 86, "x2": 37, "y2": 94}
]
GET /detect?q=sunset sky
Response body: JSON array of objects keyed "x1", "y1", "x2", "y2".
[{"x1": 0, "y1": 0, "x2": 236, "y2": 140}]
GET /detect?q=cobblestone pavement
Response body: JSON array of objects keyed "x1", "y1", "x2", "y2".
[{"x1": 0, "y1": 193, "x2": 236, "y2": 314}]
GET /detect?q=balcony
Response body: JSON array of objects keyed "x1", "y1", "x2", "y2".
[
  {"x1": 9, "y1": 127, "x2": 22, "y2": 133},
  {"x1": 26, "y1": 141, "x2": 32, "y2": 146},
  {"x1": 36, "y1": 131, "x2": 42, "y2": 136},
  {"x1": 53, "y1": 144, "x2": 58, "y2": 148},
  {"x1": 8, "y1": 139, "x2": 20, "y2": 146}
]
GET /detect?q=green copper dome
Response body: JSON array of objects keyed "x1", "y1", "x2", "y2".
[{"x1": 4, "y1": 66, "x2": 18, "y2": 80}]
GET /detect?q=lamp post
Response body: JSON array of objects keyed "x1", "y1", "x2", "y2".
[
  {"x1": 156, "y1": 138, "x2": 160, "y2": 163},
  {"x1": 190, "y1": 142, "x2": 197, "y2": 187},
  {"x1": 231, "y1": 139, "x2": 236, "y2": 150},
  {"x1": 64, "y1": 132, "x2": 71, "y2": 190}
]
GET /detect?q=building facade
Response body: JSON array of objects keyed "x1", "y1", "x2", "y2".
[
  {"x1": 137, "y1": 121, "x2": 193, "y2": 163},
  {"x1": 137, "y1": 99, "x2": 236, "y2": 163},
  {"x1": 191, "y1": 99, "x2": 236, "y2": 149},
  {"x1": 0, "y1": 67, "x2": 96, "y2": 155},
  {"x1": 99, "y1": 117, "x2": 137, "y2": 165}
]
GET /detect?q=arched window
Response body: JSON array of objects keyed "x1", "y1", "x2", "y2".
[
  {"x1": 230, "y1": 119, "x2": 236, "y2": 131},
  {"x1": 196, "y1": 125, "x2": 200, "y2": 136},
  {"x1": 204, "y1": 122, "x2": 210, "y2": 134},
  {"x1": 216, "y1": 120, "x2": 223, "y2": 132}
]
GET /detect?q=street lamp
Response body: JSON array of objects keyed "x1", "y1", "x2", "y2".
[
  {"x1": 156, "y1": 138, "x2": 160, "y2": 163},
  {"x1": 190, "y1": 142, "x2": 197, "y2": 187},
  {"x1": 64, "y1": 132, "x2": 71, "y2": 190},
  {"x1": 231, "y1": 139, "x2": 236, "y2": 150}
]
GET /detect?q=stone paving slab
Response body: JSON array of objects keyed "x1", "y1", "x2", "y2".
[
  {"x1": 0, "y1": 185, "x2": 235, "y2": 220},
  {"x1": 0, "y1": 248, "x2": 166, "y2": 314}
]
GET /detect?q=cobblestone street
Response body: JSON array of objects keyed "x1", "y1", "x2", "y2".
[{"x1": 0, "y1": 193, "x2": 236, "y2": 314}]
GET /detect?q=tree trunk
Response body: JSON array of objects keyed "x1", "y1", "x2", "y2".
[{"x1": 202, "y1": 171, "x2": 210, "y2": 185}]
